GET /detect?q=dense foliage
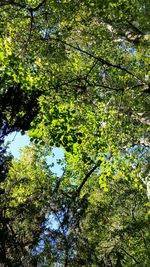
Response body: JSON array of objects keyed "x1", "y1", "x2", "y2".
[{"x1": 0, "y1": 0, "x2": 150, "y2": 266}]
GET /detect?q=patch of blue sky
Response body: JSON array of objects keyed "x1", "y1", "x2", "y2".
[
  {"x1": 4, "y1": 132, "x2": 65, "y2": 177},
  {"x1": 4, "y1": 132, "x2": 30, "y2": 158},
  {"x1": 46, "y1": 147, "x2": 64, "y2": 177}
]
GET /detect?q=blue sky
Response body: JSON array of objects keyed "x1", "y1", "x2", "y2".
[{"x1": 5, "y1": 132, "x2": 64, "y2": 176}]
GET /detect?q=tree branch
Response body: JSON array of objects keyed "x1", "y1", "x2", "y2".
[
  {"x1": 121, "y1": 247, "x2": 140, "y2": 264},
  {"x1": 127, "y1": 21, "x2": 144, "y2": 35},
  {"x1": 87, "y1": 81, "x2": 124, "y2": 92},
  {"x1": 0, "y1": 0, "x2": 26, "y2": 8},
  {"x1": 46, "y1": 37, "x2": 147, "y2": 86},
  {"x1": 31, "y1": 0, "x2": 46, "y2": 12},
  {"x1": 76, "y1": 161, "x2": 101, "y2": 197}
]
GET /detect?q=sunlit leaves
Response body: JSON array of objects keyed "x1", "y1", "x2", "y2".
[
  {"x1": 3, "y1": 146, "x2": 54, "y2": 208},
  {"x1": 0, "y1": 0, "x2": 150, "y2": 265}
]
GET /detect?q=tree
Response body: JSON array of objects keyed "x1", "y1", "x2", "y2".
[
  {"x1": 0, "y1": 145, "x2": 58, "y2": 266},
  {"x1": 75, "y1": 177, "x2": 150, "y2": 266},
  {"x1": 0, "y1": 0, "x2": 150, "y2": 266}
]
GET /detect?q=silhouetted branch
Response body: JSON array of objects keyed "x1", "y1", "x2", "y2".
[
  {"x1": 121, "y1": 248, "x2": 140, "y2": 264},
  {"x1": 76, "y1": 160, "x2": 101, "y2": 196},
  {"x1": 46, "y1": 37, "x2": 148, "y2": 86}
]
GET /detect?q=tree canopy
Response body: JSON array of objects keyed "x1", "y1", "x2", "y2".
[{"x1": 0, "y1": 0, "x2": 150, "y2": 266}]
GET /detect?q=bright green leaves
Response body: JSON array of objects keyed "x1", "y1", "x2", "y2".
[
  {"x1": 3, "y1": 146, "x2": 54, "y2": 209},
  {"x1": 1, "y1": 1, "x2": 150, "y2": 265},
  {"x1": 30, "y1": 95, "x2": 85, "y2": 151},
  {"x1": 28, "y1": 88, "x2": 148, "y2": 196},
  {"x1": 0, "y1": 145, "x2": 56, "y2": 266},
  {"x1": 79, "y1": 172, "x2": 150, "y2": 266}
]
